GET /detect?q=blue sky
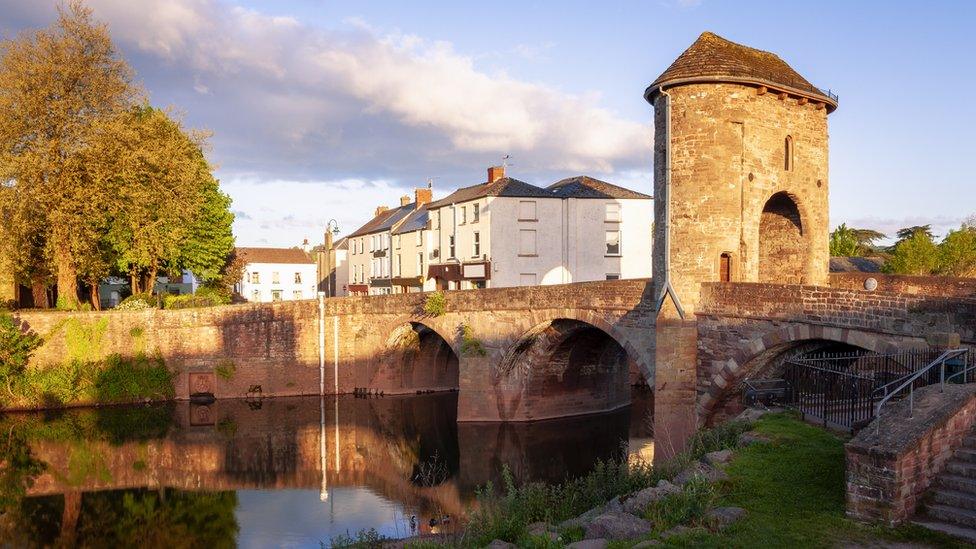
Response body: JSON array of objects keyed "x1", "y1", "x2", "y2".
[{"x1": 2, "y1": 0, "x2": 973, "y2": 246}]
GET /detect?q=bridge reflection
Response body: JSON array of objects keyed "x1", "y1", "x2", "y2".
[{"x1": 0, "y1": 392, "x2": 651, "y2": 545}]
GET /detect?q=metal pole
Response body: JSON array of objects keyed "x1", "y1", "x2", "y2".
[{"x1": 318, "y1": 291, "x2": 326, "y2": 397}]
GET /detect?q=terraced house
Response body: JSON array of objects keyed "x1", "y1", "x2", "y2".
[{"x1": 424, "y1": 166, "x2": 653, "y2": 290}]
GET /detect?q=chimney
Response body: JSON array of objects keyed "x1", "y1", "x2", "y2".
[
  {"x1": 375, "y1": 206, "x2": 389, "y2": 217},
  {"x1": 487, "y1": 165, "x2": 505, "y2": 183},
  {"x1": 400, "y1": 195, "x2": 411, "y2": 207},
  {"x1": 301, "y1": 238, "x2": 310, "y2": 253},
  {"x1": 414, "y1": 187, "x2": 432, "y2": 209}
]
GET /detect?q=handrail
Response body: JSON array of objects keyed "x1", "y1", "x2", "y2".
[
  {"x1": 946, "y1": 360, "x2": 976, "y2": 384},
  {"x1": 874, "y1": 349, "x2": 969, "y2": 419},
  {"x1": 784, "y1": 360, "x2": 874, "y2": 381}
]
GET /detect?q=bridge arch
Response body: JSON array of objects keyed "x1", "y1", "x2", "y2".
[
  {"x1": 698, "y1": 324, "x2": 908, "y2": 425},
  {"x1": 372, "y1": 319, "x2": 459, "y2": 393},
  {"x1": 488, "y1": 317, "x2": 638, "y2": 421}
]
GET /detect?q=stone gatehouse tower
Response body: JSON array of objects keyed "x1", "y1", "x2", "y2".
[{"x1": 645, "y1": 31, "x2": 838, "y2": 315}]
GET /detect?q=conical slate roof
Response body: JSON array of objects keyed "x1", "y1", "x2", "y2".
[{"x1": 645, "y1": 32, "x2": 837, "y2": 112}]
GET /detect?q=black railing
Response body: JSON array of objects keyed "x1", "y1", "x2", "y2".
[{"x1": 751, "y1": 348, "x2": 971, "y2": 432}]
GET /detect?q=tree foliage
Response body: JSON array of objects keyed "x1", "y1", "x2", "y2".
[
  {"x1": 883, "y1": 231, "x2": 939, "y2": 276},
  {"x1": 829, "y1": 224, "x2": 886, "y2": 257},
  {"x1": 937, "y1": 227, "x2": 976, "y2": 277},
  {"x1": 0, "y1": 4, "x2": 234, "y2": 308}
]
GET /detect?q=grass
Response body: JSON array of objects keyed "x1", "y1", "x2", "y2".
[{"x1": 657, "y1": 412, "x2": 970, "y2": 548}]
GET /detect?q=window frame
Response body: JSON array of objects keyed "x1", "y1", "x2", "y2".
[{"x1": 605, "y1": 230, "x2": 621, "y2": 256}]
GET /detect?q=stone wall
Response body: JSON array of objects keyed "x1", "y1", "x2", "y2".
[
  {"x1": 694, "y1": 282, "x2": 976, "y2": 424},
  {"x1": 11, "y1": 279, "x2": 657, "y2": 420},
  {"x1": 830, "y1": 273, "x2": 976, "y2": 298},
  {"x1": 845, "y1": 384, "x2": 976, "y2": 525}
]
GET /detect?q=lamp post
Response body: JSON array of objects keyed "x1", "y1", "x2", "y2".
[{"x1": 324, "y1": 219, "x2": 341, "y2": 297}]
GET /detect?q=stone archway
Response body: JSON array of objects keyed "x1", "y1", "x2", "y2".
[
  {"x1": 372, "y1": 321, "x2": 459, "y2": 393},
  {"x1": 486, "y1": 319, "x2": 635, "y2": 422},
  {"x1": 759, "y1": 191, "x2": 805, "y2": 284}
]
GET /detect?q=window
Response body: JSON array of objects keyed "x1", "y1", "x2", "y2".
[
  {"x1": 271, "y1": 290, "x2": 283, "y2": 302},
  {"x1": 449, "y1": 235, "x2": 456, "y2": 258},
  {"x1": 394, "y1": 254, "x2": 401, "y2": 276},
  {"x1": 433, "y1": 210, "x2": 440, "y2": 230},
  {"x1": 519, "y1": 229, "x2": 537, "y2": 256},
  {"x1": 383, "y1": 233, "x2": 390, "y2": 250},
  {"x1": 720, "y1": 253, "x2": 732, "y2": 282},
  {"x1": 472, "y1": 203, "x2": 480, "y2": 223},
  {"x1": 418, "y1": 252, "x2": 424, "y2": 274},
  {"x1": 294, "y1": 272, "x2": 302, "y2": 284},
  {"x1": 606, "y1": 203, "x2": 621, "y2": 222},
  {"x1": 519, "y1": 273, "x2": 537, "y2": 286},
  {"x1": 473, "y1": 231, "x2": 481, "y2": 257},
  {"x1": 606, "y1": 230, "x2": 621, "y2": 256},
  {"x1": 251, "y1": 289, "x2": 260, "y2": 301},
  {"x1": 382, "y1": 258, "x2": 390, "y2": 278},
  {"x1": 369, "y1": 236, "x2": 374, "y2": 252},
  {"x1": 359, "y1": 239, "x2": 364, "y2": 254},
  {"x1": 784, "y1": 135, "x2": 794, "y2": 171},
  {"x1": 518, "y1": 200, "x2": 537, "y2": 221},
  {"x1": 416, "y1": 230, "x2": 422, "y2": 246},
  {"x1": 460, "y1": 206, "x2": 467, "y2": 224},
  {"x1": 251, "y1": 272, "x2": 260, "y2": 284},
  {"x1": 293, "y1": 290, "x2": 303, "y2": 300},
  {"x1": 606, "y1": 274, "x2": 620, "y2": 280},
  {"x1": 272, "y1": 271, "x2": 280, "y2": 284},
  {"x1": 395, "y1": 235, "x2": 401, "y2": 249}
]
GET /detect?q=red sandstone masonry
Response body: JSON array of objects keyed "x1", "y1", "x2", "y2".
[
  {"x1": 845, "y1": 385, "x2": 976, "y2": 525},
  {"x1": 830, "y1": 273, "x2": 976, "y2": 299}
]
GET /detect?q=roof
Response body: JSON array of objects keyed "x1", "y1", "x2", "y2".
[
  {"x1": 392, "y1": 206, "x2": 429, "y2": 235},
  {"x1": 237, "y1": 247, "x2": 314, "y2": 265},
  {"x1": 333, "y1": 236, "x2": 348, "y2": 250},
  {"x1": 426, "y1": 177, "x2": 553, "y2": 209},
  {"x1": 645, "y1": 32, "x2": 837, "y2": 112},
  {"x1": 547, "y1": 176, "x2": 652, "y2": 200},
  {"x1": 829, "y1": 256, "x2": 886, "y2": 273},
  {"x1": 348, "y1": 202, "x2": 416, "y2": 238}
]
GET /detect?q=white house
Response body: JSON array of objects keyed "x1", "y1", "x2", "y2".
[
  {"x1": 424, "y1": 167, "x2": 652, "y2": 289},
  {"x1": 236, "y1": 247, "x2": 318, "y2": 303}
]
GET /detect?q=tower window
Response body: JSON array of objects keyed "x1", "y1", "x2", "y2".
[{"x1": 784, "y1": 135, "x2": 794, "y2": 171}]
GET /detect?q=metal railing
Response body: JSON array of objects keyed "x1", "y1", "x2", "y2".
[
  {"x1": 783, "y1": 361, "x2": 878, "y2": 430},
  {"x1": 874, "y1": 349, "x2": 970, "y2": 419}
]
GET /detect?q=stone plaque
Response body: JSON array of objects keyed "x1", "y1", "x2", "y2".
[{"x1": 189, "y1": 372, "x2": 215, "y2": 395}]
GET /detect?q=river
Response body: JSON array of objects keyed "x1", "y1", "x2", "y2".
[{"x1": 0, "y1": 390, "x2": 654, "y2": 547}]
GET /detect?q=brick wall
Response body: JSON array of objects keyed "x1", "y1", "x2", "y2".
[
  {"x1": 830, "y1": 273, "x2": 976, "y2": 298},
  {"x1": 846, "y1": 384, "x2": 976, "y2": 524}
]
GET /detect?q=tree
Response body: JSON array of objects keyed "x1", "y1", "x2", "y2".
[
  {"x1": 170, "y1": 160, "x2": 235, "y2": 283},
  {"x1": 883, "y1": 231, "x2": 939, "y2": 275},
  {"x1": 851, "y1": 228, "x2": 886, "y2": 253},
  {"x1": 829, "y1": 224, "x2": 860, "y2": 256},
  {"x1": 895, "y1": 225, "x2": 934, "y2": 243},
  {"x1": 0, "y1": 2, "x2": 137, "y2": 308},
  {"x1": 938, "y1": 226, "x2": 976, "y2": 277}
]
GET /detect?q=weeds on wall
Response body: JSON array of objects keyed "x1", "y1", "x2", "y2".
[
  {"x1": 423, "y1": 292, "x2": 447, "y2": 317},
  {"x1": 214, "y1": 359, "x2": 237, "y2": 381},
  {"x1": 459, "y1": 324, "x2": 487, "y2": 357}
]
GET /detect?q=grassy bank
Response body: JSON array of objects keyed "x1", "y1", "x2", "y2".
[{"x1": 377, "y1": 413, "x2": 969, "y2": 548}]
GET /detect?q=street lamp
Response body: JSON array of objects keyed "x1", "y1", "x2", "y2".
[{"x1": 324, "y1": 219, "x2": 341, "y2": 297}]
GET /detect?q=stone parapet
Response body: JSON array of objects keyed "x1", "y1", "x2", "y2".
[
  {"x1": 830, "y1": 273, "x2": 976, "y2": 298},
  {"x1": 845, "y1": 384, "x2": 976, "y2": 524}
]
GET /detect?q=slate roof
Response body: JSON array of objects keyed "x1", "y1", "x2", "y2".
[
  {"x1": 829, "y1": 256, "x2": 886, "y2": 273},
  {"x1": 392, "y1": 206, "x2": 429, "y2": 235},
  {"x1": 237, "y1": 247, "x2": 314, "y2": 265},
  {"x1": 426, "y1": 177, "x2": 553, "y2": 209},
  {"x1": 547, "y1": 176, "x2": 652, "y2": 200},
  {"x1": 333, "y1": 237, "x2": 348, "y2": 250},
  {"x1": 348, "y1": 202, "x2": 417, "y2": 238},
  {"x1": 645, "y1": 31, "x2": 837, "y2": 112}
]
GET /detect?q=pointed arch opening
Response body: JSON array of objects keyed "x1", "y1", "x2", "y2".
[{"x1": 759, "y1": 192, "x2": 805, "y2": 284}]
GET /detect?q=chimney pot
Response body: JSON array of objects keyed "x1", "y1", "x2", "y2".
[
  {"x1": 487, "y1": 165, "x2": 505, "y2": 183},
  {"x1": 375, "y1": 206, "x2": 389, "y2": 217},
  {"x1": 400, "y1": 195, "x2": 411, "y2": 207}
]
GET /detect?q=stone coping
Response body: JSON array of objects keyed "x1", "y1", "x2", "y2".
[{"x1": 847, "y1": 384, "x2": 976, "y2": 459}]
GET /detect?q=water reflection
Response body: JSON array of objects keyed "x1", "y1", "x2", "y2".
[{"x1": 0, "y1": 392, "x2": 653, "y2": 547}]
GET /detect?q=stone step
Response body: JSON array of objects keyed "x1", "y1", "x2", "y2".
[
  {"x1": 912, "y1": 519, "x2": 976, "y2": 544},
  {"x1": 953, "y1": 448, "x2": 976, "y2": 463},
  {"x1": 932, "y1": 488, "x2": 976, "y2": 511},
  {"x1": 937, "y1": 474, "x2": 976, "y2": 494},
  {"x1": 926, "y1": 504, "x2": 976, "y2": 529},
  {"x1": 946, "y1": 461, "x2": 976, "y2": 479}
]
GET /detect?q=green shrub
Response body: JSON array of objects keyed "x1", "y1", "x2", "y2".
[
  {"x1": 0, "y1": 313, "x2": 43, "y2": 398},
  {"x1": 423, "y1": 291, "x2": 447, "y2": 316},
  {"x1": 330, "y1": 528, "x2": 388, "y2": 548},
  {"x1": 116, "y1": 293, "x2": 155, "y2": 311},
  {"x1": 163, "y1": 286, "x2": 231, "y2": 310},
  {"x1": 214, "y1": 359, "x2": 236, "y2": 380}
]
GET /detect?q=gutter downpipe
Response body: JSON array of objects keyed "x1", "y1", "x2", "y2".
[{"x1": 656, "y1": 86, "x2": 686, "y2": 319}]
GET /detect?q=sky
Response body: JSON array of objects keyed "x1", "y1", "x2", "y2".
[{"x1": 2, "y1": 0, "x2": 974, "y2": 247}]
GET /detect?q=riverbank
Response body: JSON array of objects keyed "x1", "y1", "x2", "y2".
[{"x1": 377, "y1": 412, "x2": 968, "y2": 548}]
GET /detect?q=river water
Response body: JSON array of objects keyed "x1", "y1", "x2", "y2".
[{"x1": 0, "y1": 391, "x2": 654, "y2": 547}]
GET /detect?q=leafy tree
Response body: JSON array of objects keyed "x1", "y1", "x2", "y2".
[
  {"x1": 851, "y1": 228, "x2": 886, "y2": 253},
  {"x1": 883, "y1": 231, "x2": 939, "y2": 275},
  {"x1": 938, "y1": 226, "x2": 976, "y2": 277},
  {"x1": 894, "y1": 225, "x2": 934, "y2": 243},
  {"x1": 0, "y1": 2, "x2": 137, "y2": 308},
  {"x1": 0, "y1": 313, "x2": 43, "y2": 398},
  {"x1": 170, "y1": 163, "x2": 235, "y2": 283},
  {"x1": 829, "y1": 224, "x2": 860, "y2": 256}
]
